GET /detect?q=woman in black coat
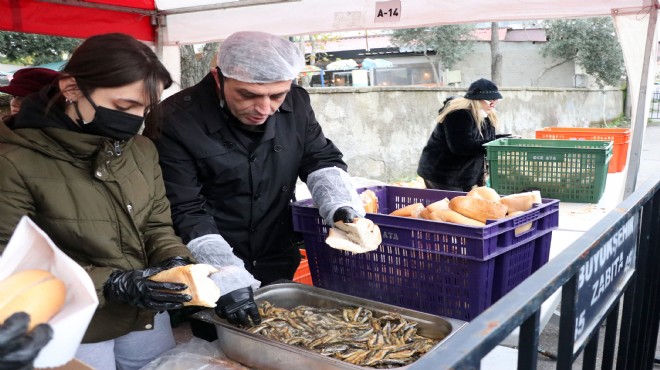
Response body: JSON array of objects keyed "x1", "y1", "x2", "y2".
[{"x1": 417, "y1": 78, "x2": 508, "y2": 191}]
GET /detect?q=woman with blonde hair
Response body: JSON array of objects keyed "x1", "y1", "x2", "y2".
[{"x1": 417, "y1": 78, "x2": 510, "y2": 191}]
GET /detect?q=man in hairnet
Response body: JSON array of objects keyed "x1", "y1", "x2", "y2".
[{"x1": 152, "y1": 31, "x2": 365, "y2": 333}]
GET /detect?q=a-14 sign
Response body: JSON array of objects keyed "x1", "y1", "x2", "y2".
[{"x1": 574, "y1": 214, "x2": 638, "y2": 344}]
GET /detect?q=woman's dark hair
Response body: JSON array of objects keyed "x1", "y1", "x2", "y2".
[{"x1": 61, "y1": 33, "x2": 173, "y2": 138}]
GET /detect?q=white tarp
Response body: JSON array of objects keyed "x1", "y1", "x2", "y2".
[
  {"x1": 613, "y1": 8, "x2": 658, "y2": 194},
  {"x1": 157, "y1": 0, "x2": 652, "y2": 45}
]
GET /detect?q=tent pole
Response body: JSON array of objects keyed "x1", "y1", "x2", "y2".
[
  {"x1": 624, "y1": 4, "x2": 658, "y2": 197},
  {"x1": 154, "y1": 15, "x2": 165, "y2": 60}
]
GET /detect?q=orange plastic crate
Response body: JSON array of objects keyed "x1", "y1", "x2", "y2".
[
  {"x1": 293, "y1": 249, "x2": 313, "y2": 286},
  {"x1": 535, "y1": 127, "x2": 630, "y2": 173}
]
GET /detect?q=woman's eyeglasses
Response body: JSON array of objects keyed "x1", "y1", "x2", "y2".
[{"x1": 483, "y1": 99, "x2": 498, "y2": 106}]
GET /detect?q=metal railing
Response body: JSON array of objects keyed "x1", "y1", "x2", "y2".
[{"x1": 409, "y1": 172, "x2": 660, "y2": 370}]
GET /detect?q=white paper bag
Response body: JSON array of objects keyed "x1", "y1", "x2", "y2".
[{"x1": 0, "y1": 216, "x2": 99, "y2": 368}]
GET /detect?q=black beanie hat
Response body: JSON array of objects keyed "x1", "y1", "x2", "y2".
[{"x1": 464, "y1": 78, "x2": 503, "y2": 100}]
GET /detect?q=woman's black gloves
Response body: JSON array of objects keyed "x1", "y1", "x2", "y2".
[
  {"x1": 215, "y1": 287, "x2": 261, "y2": 327},
  {"x1": 103, "y1": 267, "x2": 191, "y2": 310},
  {"x1": 332, "y1": 207, "x2": 361, "y2": 224},
  {"x1": 0, "y1": 312, "x2": 52, "y2": 370},
  {"x1": 158, "y1": 256, "x2": 192, "y2": 270}
]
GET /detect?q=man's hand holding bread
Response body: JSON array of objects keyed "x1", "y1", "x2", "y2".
[{"x1": 325, "y1": 206, "x2": 382, "y2": 254}]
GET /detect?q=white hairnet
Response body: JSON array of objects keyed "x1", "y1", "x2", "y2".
[{"x1": 218, "y1": 31, "x2": 305, "y2": 83}]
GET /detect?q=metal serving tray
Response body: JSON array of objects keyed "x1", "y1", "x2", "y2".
[{"x1": 193, "y1": 283, "x2": 466, "y2": 370}]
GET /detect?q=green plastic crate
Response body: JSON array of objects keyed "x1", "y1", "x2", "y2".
[{"x1": 485, "y1": 138, "x2": 613, "y2": 203}]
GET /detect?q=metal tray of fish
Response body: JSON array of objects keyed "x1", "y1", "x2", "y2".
[{"x1": 193, "y1": 282, "x2": 466, "y2": 370}]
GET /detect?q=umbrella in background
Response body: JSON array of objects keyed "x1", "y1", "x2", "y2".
[
  {"x1": 361, "y1": 58, "x2": 393, "y2": 69},
  {"x1": 299, "y1": 64, "x2": 322, "y2": 76},
  {"x1": 325, "y1": 59, "x2": 358, "y2": 71}
]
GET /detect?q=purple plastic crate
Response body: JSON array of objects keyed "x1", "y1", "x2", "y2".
[
  {"x1": 531, "y1": 229, "x2": 553, "y2": 273},
  {"x1": 291, "y1": 185, "x2": 559, "y2": 321},
  {"x1": 491, "y1": 232, "x2": 552, "y2": 302}
]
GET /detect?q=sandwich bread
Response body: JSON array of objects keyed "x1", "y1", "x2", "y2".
[
  {"x1": 449, "y1": 196, "x2": 508, "y2": 224},
  {"x1": 0, "y1": 269, "x2": 67, "y2": 331},
  {"x1": 326, "y1": 218, "x2": 381, "y2": 253},
  {"x1": 149, "y1": 264, "x2": 221, "y2": 307}
]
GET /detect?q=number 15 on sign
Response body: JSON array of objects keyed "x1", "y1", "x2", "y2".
[{"x1": 375, "y1": 0, "x2": 401, "y2": 23}]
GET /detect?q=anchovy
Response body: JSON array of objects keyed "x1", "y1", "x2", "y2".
[{"x1": 252, "y1": 301, "x2": 442, "y2": 368}]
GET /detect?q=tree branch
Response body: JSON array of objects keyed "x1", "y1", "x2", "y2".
[{"x1": 533, "y1": 59, "x2": 571, "y2": 85}]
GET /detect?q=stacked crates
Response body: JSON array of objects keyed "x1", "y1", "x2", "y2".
[{"x1": 535, "y1": 127, "x2": 630, "y2": 173}]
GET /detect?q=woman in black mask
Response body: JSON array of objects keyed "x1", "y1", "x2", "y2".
[{"x1": 0, "y1": 33, "x2": 200, "y2": 370}]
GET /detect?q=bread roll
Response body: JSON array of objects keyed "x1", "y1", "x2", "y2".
[
  {"x1": 429, "y1": 209, "x2": 486, "y2": 227},
  {"x1": 507, "y1": 211, "x2": 533, "y2": 234},
  {"x1": 149, "y1": 264, "x2": 221, "y2": 307},
  {"x1": 419, "y1": 207, "x2": 433, "y2": 220},
  {"x1": 360, "y1": 190, "x2": 379, "y2": 214},
  {"x1": 327, "y1": 218, "x2": 381, "y2": 253},
  {"x1": 389, "y1": 203, "x2": 425, "y2": 217},
  {"x1": 501, "y1": 192, "x2": 536, "y2": 213},
  {"x1": 426, "y1": 198, "x2": 450, "y2": 213},
  {"x1": 467, "y1": 186, "x2": 501, "y2": 202},
  {"x1": 449, "y1": 196, "x2": 508, "y2": 224},
  {"x1": 0, "y1": 270, "x2": 67, "y2": 331}
]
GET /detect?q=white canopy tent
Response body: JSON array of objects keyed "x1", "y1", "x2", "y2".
[
  {"x1": 156, "y1": 0, "x2": 649, "y2": 44},
  {"x1": 2, "y1": 0, "x2": 658, "y2": 194}
]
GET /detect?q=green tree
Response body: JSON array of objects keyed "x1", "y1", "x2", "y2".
[
  {"x1": 390, "y1": 25, "x2": 475, "y2": 86},
  {"x1": 0, "y1": 31, "x2": 80, "y2": 66},
  {"x1": 540, "y1": 17, "x2": 625, "y2": 87},
  {"x1": 180, "y1": 42, "x2": 219, "y2": 89}
]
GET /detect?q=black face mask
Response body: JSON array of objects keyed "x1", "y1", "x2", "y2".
[{"x1": 74, "y1": 90, "x2": 144, "y2": 141}]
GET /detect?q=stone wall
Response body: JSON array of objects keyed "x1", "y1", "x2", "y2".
[{"x1": 308, "y1": 86, "x2": 624, "y2": 182}]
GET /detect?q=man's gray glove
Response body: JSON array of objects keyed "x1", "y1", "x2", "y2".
[
  {"x1": 215, "y1": 287, "x2": 261, "y2": 327},
  {"x1": 187, "y1": 234, "x2": 261, "y2": 293},
  {"x1": 307, "y1": 167, "x2": 366, "y2": 227},
  {"x1": 0, "y1": 312, "x2": 52, "y2": 370}
]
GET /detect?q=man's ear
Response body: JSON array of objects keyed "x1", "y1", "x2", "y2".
[{"x1": 59, "y1": 77, "x2": 81, "y2": 101}]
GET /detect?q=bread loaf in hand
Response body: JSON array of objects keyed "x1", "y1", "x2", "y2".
[
  {"x1": 326, "y1": 218, "x2": 381, "y2": 253},
  {"x1": 149, "y1": 264, "x2": 221, "y2": 308},
  {"x1": 0, "y1": 269, "x2": 67, "y2": 331},
  {"x1": 449, "y1": 196, "x2": 508, "y2": 224}
]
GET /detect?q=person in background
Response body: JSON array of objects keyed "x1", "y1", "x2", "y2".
[
  {"x1": 150, "y1": 31, "x2": 365, "y2": 333},
  {"x1": 417, "y1": 78, "x2": 511, "y2": 191},
  {"x1": 0, "y1": 33, "x2": 197, "y2": 370},
  {"x1": 0, "y1": 313, "x2": 52, "y2": 370},
  {"x1": 0, "y1": 67, "x2": 61, "y2": 127}
]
